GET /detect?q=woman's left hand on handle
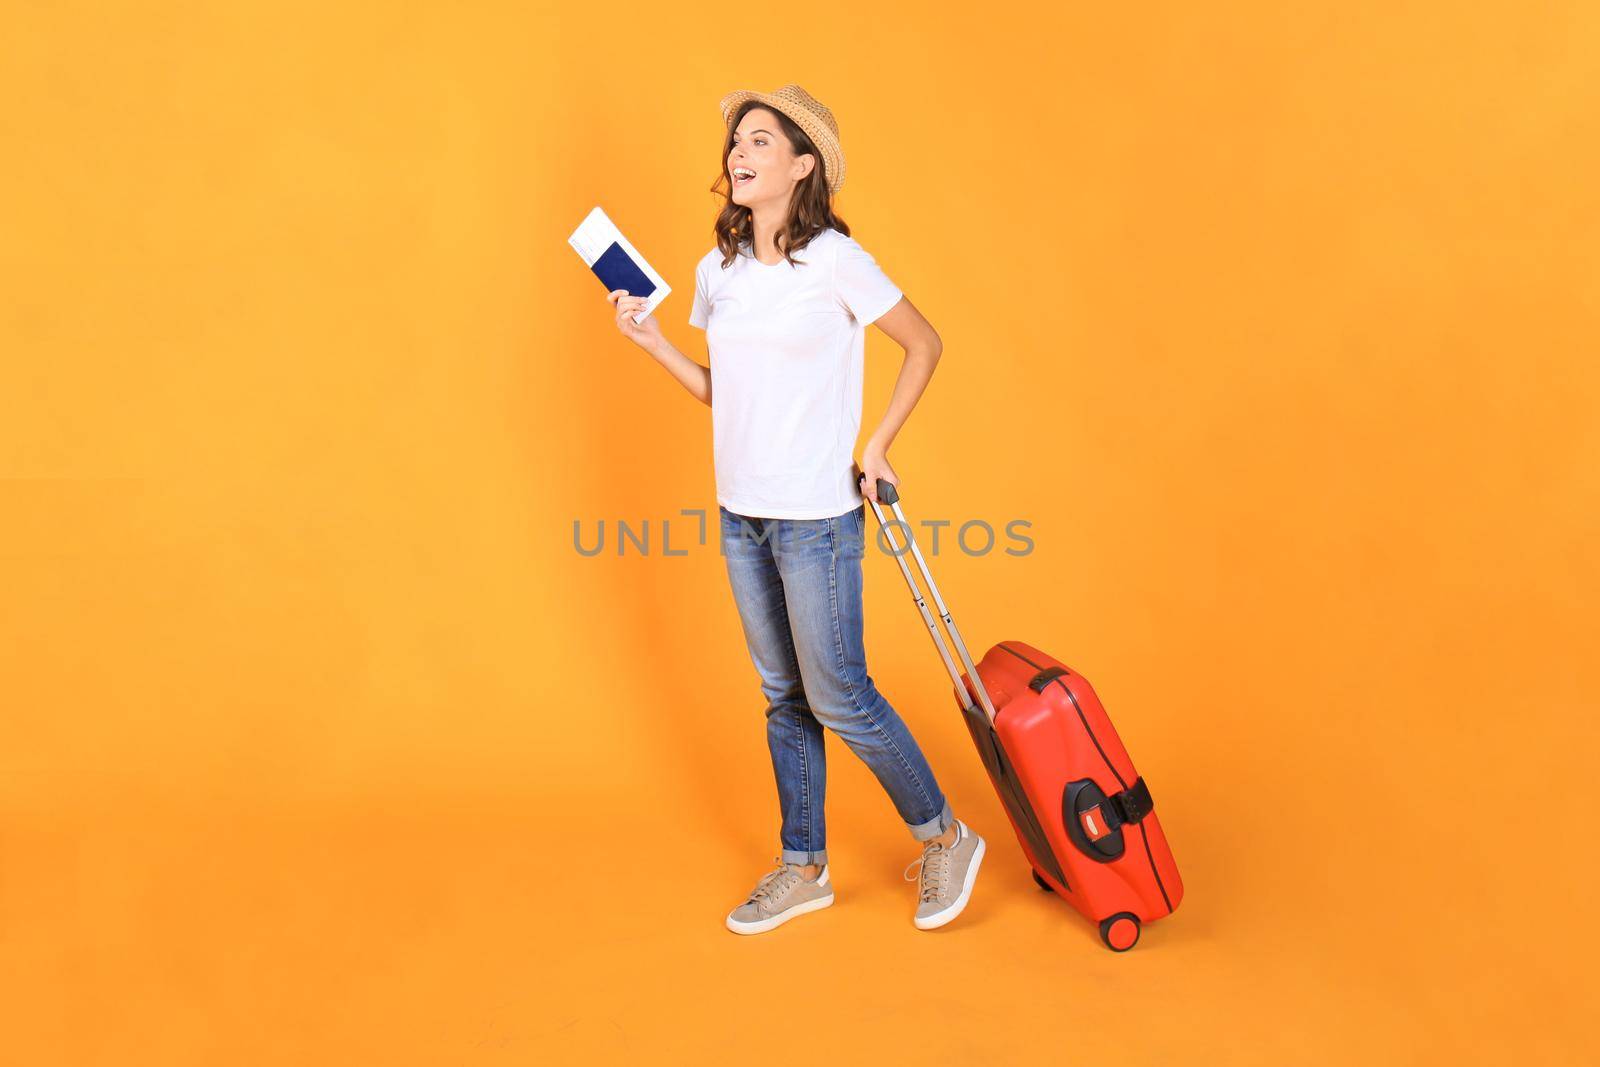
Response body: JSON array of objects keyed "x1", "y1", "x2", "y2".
[{"x1": 858, "y1": 440, "x2": 899, "y2": 504}]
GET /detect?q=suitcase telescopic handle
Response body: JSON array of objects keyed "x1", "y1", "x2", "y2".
[{"x1": 857, "y1": 472, "x2": 999, "y2": 724}]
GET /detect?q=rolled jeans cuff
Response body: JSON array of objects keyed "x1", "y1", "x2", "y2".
[
  {"x1": 907, "y1": 799, "x2": 954, "y2": 842},
  {"x1": 781, "y1": 847, "x2": 828, "y2": 866}
]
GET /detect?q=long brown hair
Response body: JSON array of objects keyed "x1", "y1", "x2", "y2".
[{"x1": 710, "y1": 101, "x2": 850, "y2": 269}]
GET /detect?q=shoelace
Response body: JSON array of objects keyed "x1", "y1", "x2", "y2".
[
  {"x1": 903, "y1": 836, "x2": 956, "y2": 903},
  {"x1": 748, "y1": 858, "x2": 802, "y2": 910}
]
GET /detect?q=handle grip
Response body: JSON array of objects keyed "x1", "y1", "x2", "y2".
[{"x1": 855, "y1": 470, "x2": 899, "y2": 505}]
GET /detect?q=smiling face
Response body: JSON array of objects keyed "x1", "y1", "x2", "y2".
[{"x1": 727, "y1": 107, "x2": 815, "y2": 208}]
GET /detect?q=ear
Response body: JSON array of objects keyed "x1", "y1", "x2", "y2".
[{"x1": 794, "y1": 153, "x2": 816, "y2": 182}]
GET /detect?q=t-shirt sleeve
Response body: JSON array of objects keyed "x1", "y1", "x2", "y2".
[
  {"x1": 833, "y1": 235, "x2": 904, "y2": 326},
  {"x1": 688, "y1": 257, "x2": 711, "y2": 330}
]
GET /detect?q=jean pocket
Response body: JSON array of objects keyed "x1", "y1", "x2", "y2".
[
  {"x1": 841, "y1": 506, "x2": 866, "y2": 559},
  {"x1": 721, "y1": 509, "x2": 775, "y2": 556},
  {"x1": 783, "y1": 516, "x2": 834, "y2": 556}
]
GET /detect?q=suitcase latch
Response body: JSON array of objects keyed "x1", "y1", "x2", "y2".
[{"x1": 1106, "y1": 778, "x2": 1154, "y2": 827}]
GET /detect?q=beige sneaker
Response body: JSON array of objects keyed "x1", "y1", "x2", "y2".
[
  {"x1": 725, "y1": 858, "x2": 835, "y2": 935},
  {"x1": 904, "y1": 820, "x2": 986, "y2": 930}
]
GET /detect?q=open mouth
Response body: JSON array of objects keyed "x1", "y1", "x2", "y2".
[{"x1": 732, "y1": 167, "x2": 757, "y2": 186}]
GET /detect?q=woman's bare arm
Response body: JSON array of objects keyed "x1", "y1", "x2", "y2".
[
  {"x1": 645, "y1": 334, "x2": 712, "y2": 406},
  {"x1": 609, "y1": 289, "x2": 712, "y2": 406},
  {"x1": 858, "y1": 295, "x2": 942, "y2": 501}
]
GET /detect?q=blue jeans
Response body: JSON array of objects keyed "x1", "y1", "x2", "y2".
[{"x1": 719, "y1": 503, "x2": 953, "y2": 866}]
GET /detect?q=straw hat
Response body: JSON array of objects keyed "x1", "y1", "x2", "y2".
[{"x1": 719, "y1": 84, "x2": 846, "y2": 194}]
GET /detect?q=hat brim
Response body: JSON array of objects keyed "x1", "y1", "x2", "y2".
[{"x1": 718, "y1": 90, "x2": 764, "y2": 126}]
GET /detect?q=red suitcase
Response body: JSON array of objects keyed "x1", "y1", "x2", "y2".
[{"x1": 860, "y1": 476, "x2": 1184, "y2": 951}]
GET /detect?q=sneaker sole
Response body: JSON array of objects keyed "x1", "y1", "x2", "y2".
[
  {"x1": 913, "y1": 837, "x2": 986, "y2": 931},
  {"x1": 725, "y1": 892, "x2": 835, "y2": 935}
]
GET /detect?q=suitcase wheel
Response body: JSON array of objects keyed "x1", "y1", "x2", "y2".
[
  {"x1": 1098, "y1": 912, "x2": 1141, "y2": 952},
  {"x1": 1030, "y1": 869, "x2": 1054, "y2": 894}
]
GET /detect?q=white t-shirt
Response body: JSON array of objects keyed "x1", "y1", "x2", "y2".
[{"x1": 687, "y1": 227, "x2": 903, "y2": 519}]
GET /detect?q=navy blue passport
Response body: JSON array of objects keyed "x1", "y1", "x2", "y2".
[{"x1": 591, "y1": 241, "x2": 657, "y2": 297}]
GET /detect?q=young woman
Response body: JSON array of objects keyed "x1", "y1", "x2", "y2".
[{"x1": 607, "y1": 84, "x2": 985, "y2": 934}]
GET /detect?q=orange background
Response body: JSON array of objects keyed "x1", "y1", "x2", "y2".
[{"x1": 3, "y1": 3, "x2": 1597, "y2": 1063}]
